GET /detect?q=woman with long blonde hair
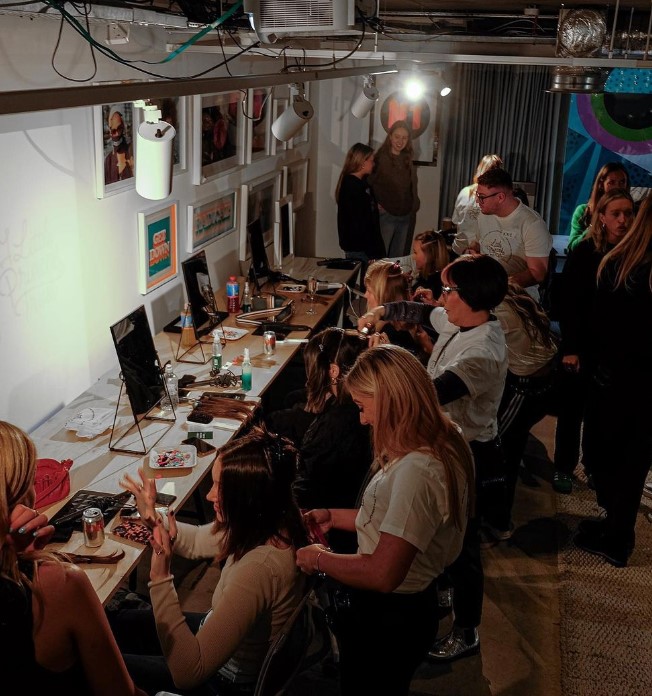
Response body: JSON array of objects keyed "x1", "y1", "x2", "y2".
[
  {"x1": 575, "y1": 193, "x2": 652, "y2": 567},
  {"x1": 0, "y1": 421, "x2": 146, "y2": 695},
  {"x1": 553, "y1": 189, "x2": 634, "y2": 494},
  {"x1": 364, "y1": 260, "x2": 433, "y2": 360},
  {"x1": 296, "y1": 346, "x2": 474, "y2": 696}
]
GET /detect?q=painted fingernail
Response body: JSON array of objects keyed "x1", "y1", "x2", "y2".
[
  {"x1": 8, "y1": 527, "x2": 14, "y2": 534},
  {"x1": 18, "y1": 526, "x2": 26, "y2": 534},
  {"x1": 32, "y1": 530, "x2": 39, "y2": 538}
]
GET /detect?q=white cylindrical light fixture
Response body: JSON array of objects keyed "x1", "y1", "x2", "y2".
[
  {"x1": 136, "y1": 121, "x2": 176, "y2": 200},
  {"x1": 351, "y1": 83, "x2": 379, "y2": 118},
  {"x1": 271, "y1": 96, "x2": 314, "y2": 142}
]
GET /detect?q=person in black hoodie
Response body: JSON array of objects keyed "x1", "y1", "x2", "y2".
[
  {"x1": 266, "y1": 327, "x2": 373, "y2": 552},
  {"x1": 335, "y1": 143, "x2": 386, "y2": 287}
]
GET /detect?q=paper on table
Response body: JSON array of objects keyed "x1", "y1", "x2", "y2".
[{"x1": 65, "y1": 407, "x2": 114, "y2": 438}]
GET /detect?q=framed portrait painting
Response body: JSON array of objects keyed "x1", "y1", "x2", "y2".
[
  {"x1": 94, "y1": 102, "x2": 136, "y2": 198},
  {"x1": 187, "y1": 189, "x2": 238, "y2": 253},
  {"x1": 283, "y1": 159, "x2": 309, "y2": 209},
  {"x1": 246, "y1": 87, "x2": 272, "y2": 163},
  {"x1": 371, "y1": 73, "x2": 438, "y2": 165},
  {"x1": 192, "y1": 91, "x2": 245, "y2": 185},
  {"x1": 138, "y1": 96, "x2": 188, "y2": 175},
  {"x1": 138, "y1": 201, "x2": 178, "y2": 294}
]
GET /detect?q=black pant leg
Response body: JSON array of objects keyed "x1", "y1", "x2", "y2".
[{"x1": 446, "y1": 518, "x2": 483, "y2": 629}]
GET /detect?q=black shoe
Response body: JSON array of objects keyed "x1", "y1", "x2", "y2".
[
  {"x1": 574, "y1": 530, "x2": 629, "y2": 568},
  {"x1": 577, "y1": 515, "x2": 607, "y2": 536}
]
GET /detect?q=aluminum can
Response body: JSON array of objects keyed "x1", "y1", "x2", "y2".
[
  {"x1": 82, "y1": 507, "x2": 105, "y2": 548},
  {"x1": 263, "y1": 330, "x2": 276, "y2": 355}
]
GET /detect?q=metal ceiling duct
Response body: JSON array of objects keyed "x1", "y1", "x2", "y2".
[{"x1": 549, "y1": 9, "x2": 610, "y2": 94}]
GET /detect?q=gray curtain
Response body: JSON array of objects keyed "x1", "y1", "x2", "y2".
[{"x1": 439, "y1": 64, "x2": 570, "y2": 232}]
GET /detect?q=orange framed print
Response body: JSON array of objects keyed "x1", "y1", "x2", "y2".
[{"x1": 138, "y1": 201, "x2": 178, "y2": 294}]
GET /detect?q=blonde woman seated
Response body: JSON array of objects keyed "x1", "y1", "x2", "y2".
[
  {"x1": 391, "y1": 229, "x2": 450, "y2": 301},
  {"x1": 112, "y1": 426, "x2": 307, "y2": 695},
  {"x1": 364, "y1": 259, "x2": 434, "y2": 360},
  {"x1": 0, "y1": 420, "x2": 146, "y2": 695}
]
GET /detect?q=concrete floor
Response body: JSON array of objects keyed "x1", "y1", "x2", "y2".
[{"x1": 171, "y1": 415, "x2": 563, "y2": 696}]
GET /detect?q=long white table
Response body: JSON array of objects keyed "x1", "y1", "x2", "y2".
[{"x1": 33, "y1": 258, "x2": 358, "y2": 604}]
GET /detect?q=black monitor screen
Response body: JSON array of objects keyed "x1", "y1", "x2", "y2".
[
  {"x1": 248, "y1": 217, "x2": 271, "y2": 287},
  {"x1": 110, "y1": 306, "x2": 165, "y2": 416},
  {"x1": 181, "y1": 250, "x2": 227, "y2": 339}
]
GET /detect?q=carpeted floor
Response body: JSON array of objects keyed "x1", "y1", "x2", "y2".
[{"x1": 556, "y1": 470, "x2": 652, "y2": 696}]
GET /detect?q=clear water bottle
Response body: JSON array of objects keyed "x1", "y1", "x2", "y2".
[
  {"x1": 242, "y1": 281, "x2": 252, "y2": 314},
  {"x1": 161, "y1": 363, "x2": 179, "y2": 412}
]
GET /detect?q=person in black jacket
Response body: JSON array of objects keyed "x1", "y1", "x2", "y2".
[
  {"x1": 553, "y1": 189, "x2": 634, "y2": 493},
  {"x1": 335, "y1": 143, "x2": 386, "y2": 287},
  {"x1": 266, "y1": 327, "x2": 373, "y2": 552}
]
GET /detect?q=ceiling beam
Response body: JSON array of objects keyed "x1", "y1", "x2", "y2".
[{"x1": 0, "y1": 64, "x2": 397, "y2": 116}]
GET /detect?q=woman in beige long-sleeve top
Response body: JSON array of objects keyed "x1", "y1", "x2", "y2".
[{"x1": 112, "y1": 426, "x2": 308, "y2": 695}]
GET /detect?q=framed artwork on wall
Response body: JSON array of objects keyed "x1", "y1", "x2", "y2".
[
  {"x1": 270, "y1": 97, "x2": 290, "y2": 155},
  {"x1": 238, "y1": 171, "x2": 282, "y2": 264},
  {"x1": 138, "y1": 201, "x2": 178, "y2": 294},
  {"x1": 94, "y1": 102, "x2": 136, "y2": 198},
  {"x1": 192, "y1": 91, "x2": 245, "y2": 185},
  {"x1": 371, "y1": 73, "x2": 438, "y2": 165},
  {"x1": 187, "y1": 189, "x2": 238, "y2": 253},
  {"x1": 246, "y1": 87, "x2": 272, "y2": 163},
  {"x1": 283, "y1": 158, "x2": 309, "y2": 209},
  {"x1": 138, "y1": 96, "x2": 188, "y2": 175}
]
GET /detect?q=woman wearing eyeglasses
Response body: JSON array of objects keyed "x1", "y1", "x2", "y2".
[{"x1": 358, "y1": 254, "x2": 509, "y2": 663}]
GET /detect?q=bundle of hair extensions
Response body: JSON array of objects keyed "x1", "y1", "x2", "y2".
[{"x1": 188, "y1": 394, "x2": 258, "y2": 423}]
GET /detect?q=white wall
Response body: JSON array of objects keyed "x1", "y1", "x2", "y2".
[
  {"x1": 0, "y1": 15, "x2": 443, "y2": 432},
  {"x1": 0, "y1": 15, "x2": 312, "y2": 431}
]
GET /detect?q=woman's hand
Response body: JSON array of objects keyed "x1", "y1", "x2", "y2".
[
  {"x1": 149, "y1": 510, "x2": 177, "y2": 582},
  {"x1": 120, "y1": 468, "x2": 160, "y2": 528},
  {"x1": 412, "y1": 287, "x2": 437, "y2": 305},
  {"x1": 8, "y1": 504, "x2": 54, "y2": 551},
  {"x1": 296, "y1": 543, "x2": 329, "y2": 576},
  {"x1": 368, "y1": 331, "x2": 389, "y2": 348},
  {"x1": 303, "y1": 508, "x2": 333, "y2": 536},
  {"x1": 357, "y1": 306, "x2": 385, "y2": 334}
]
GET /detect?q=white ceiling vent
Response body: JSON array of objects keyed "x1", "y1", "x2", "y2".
[{"x1": 243, "y1": 0, "x2": 355, "y2": 43}]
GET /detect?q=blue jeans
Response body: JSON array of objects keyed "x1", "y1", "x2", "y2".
[{"x1": 379, "y1": 211, "x2": 410, "y2": 258}]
